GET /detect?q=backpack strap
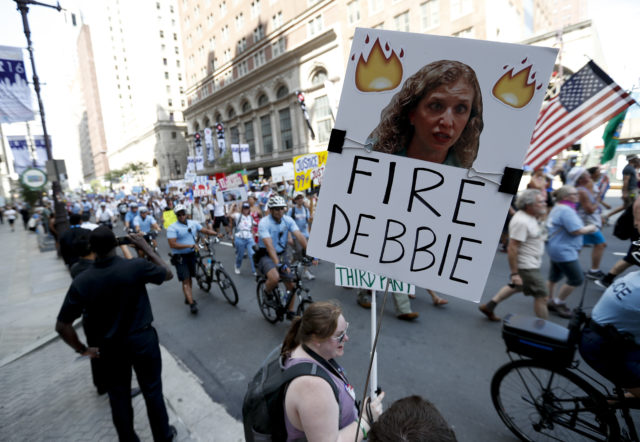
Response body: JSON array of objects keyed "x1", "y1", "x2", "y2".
[{"x1": 281, "y1": 362, "x2": 340, "y2": 404}]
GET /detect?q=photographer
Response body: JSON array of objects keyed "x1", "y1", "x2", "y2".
[{"x1": 166, "y1": 204, "x2": 217, "y2": 314}]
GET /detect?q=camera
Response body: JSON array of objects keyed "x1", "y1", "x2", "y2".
[{"x1": 116, "y1": 236, "x2": 133, "y2": 246}]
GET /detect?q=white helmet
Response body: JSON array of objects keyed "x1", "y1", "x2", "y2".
[
  {"x1": 268, "y1": 195, "x2": 287, "y2": 209},
  {"x1": 173, "y1": 204, "x2": 187, "y2": 214}
]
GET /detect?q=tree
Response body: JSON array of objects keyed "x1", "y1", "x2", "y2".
[
  {"x1": 103, "y1": 168, "x2": 124, "y2": 191},
  {"x1": 18, "y1": 180, "x2": 43, "y2": 208},
  {"x1": 124, "y1": 161, "x2": 150, "y2": 186}
]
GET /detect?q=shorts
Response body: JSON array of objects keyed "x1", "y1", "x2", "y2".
[
  {"x1": 516, "y1": 268, "x2": 547, "y2": 298},
  {"x1": 213, "y1": 216, "x2": 229, "y2": 229},
  {"x1": 172, "y1": 252, "x2": 196, "y2": 281},
  {"x1": 623, "y1": 194, "x2": 636, "y2": 208},
  {"x1": 579, "y1": 327, "x2": 640, "y2": 388},
  {"x1": 583, "y1": 230, "x2": 605, "y2": 246},
  {"x1": 623, "y1": 241, "x2": 640, "y2": 266},
  {"x1": 548, "y1": 259, "x2": 584, "y2": 286},
  {"x1": 257, "y1": 253, "x2": 293, "y2": 281},
  {"x1": 8, "y1": 219, "x2": 15, "y2": 225}
]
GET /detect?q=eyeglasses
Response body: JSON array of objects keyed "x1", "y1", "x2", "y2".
[
  {"x1": 177, "y1": 211, "x2": 187, "y2": 216},
  {"x1": 271, "y1": 207, "x2": 285, "y2": 211},
  {"x1": 331, "y1": 322, "x2": 349, "y2": 344}
]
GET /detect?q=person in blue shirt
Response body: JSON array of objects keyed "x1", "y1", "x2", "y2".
[
  {"x1": 580, "y1": 270, "x2": 640, "y2": 398},
  {"x1": 288, "y1": 192, "x2": 315, "y2": 280},
  {"x1": 133, "y1": 206, "x2": 161, "y2": 255},
  {"x1": 124, "y1": 203, "x2": 139, "y2": 232},
  {"x1": 257, "y1": 195, "x2": 311, "y2": 319},
  {"x1": 166, "y1": 204, "x2": 218, "y2": 314}
]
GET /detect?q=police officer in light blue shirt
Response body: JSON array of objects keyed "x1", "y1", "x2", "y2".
[
  {"x1": 257, "y1": 195, "x2": 312, "y2": 319},
  {"x1": 166, "y1": 204, "x2": 218, "y2": 314},
  {"x1": 133, "y1": 207, "x2": 160, "y2": 234},
  {"x1": 124, "y1": 203, "x2": 139, "y2": 231}
]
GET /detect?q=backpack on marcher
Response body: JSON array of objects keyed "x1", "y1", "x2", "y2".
[
  {"x1": 242, "y1": 345, "x2": 340, "y2": 442},
  {"x1": 614, "y1": 205, "x2": 634, "y2": 240}
]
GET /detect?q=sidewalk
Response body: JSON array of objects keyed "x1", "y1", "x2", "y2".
[{"x1": 0, "y1": 222, "x2": 243, "y2": 441}]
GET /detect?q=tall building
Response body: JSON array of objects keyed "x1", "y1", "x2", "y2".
[
  {"x1": 81, "y1": 0, "x2": 190, "y2": 187},
  {"x1": 176, "y1": 0, "x2": 572, "y2": 176}
]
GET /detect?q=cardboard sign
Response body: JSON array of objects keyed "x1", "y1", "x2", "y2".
[
  {"x1": 217, "y1": 172, "x2": 244, "y2": 190},
  {"x1": 293, "y1": 152, "x2": 328, "y2": 191},
  {"x1": 271, "y1": 162, "x2": 294, "y2": 182},
  {"x1": 216, "y1": 187, "x2": 248, "y2": 206},
  {"x1": 307, "y1": 29, "x2": 557, "y2": 302},
  {"x1": 193, "y1": 176, "x2": 211, "y2": 197},
  {"x1": 335, "y1": 264, "x2": 415, "y2": 294}
]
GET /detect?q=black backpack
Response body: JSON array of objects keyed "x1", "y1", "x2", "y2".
[
  {"x1": 614, "y1": 205, "x2": 634, "y2": 240},
  {"x1": 242, "y1": 345, "x2": 340, "y2": 442}
]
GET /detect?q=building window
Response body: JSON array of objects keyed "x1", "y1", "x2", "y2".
[
  {"x1": 172, "y1": 131, "x2": 177, "y2": 139},
  {"x1": 251, "y1": 0, "x2": 261, "y2": 17},
  {"x1": 311, "y1": 69, "x2": 327, "y2": 86},
  {"x1": 451, "y1": 0, "x2": 472, "y2": 19},
  {"x1": 254, "y1": 49, "x2": 266, "y2": 68},
  {"x1": 368, "y1": 0, "x2": 383, "y2": 14},
  {"x1": 279, "y1": 108, "x2": 292, "y2": 150},
  {"x1": 253, "y1": 24, "x2": 264, "y2": 42},
  {"x1": 238, "y1": 60, "x2": 249, "y2": 76},
  {"x1": 228, "y1": 106, "x2": 236, "y2": 119},
  {"x1": 260, "y1": 115, "x2": 273, "y2": 154},
  {"x1": 163, "y1": 57, "x2": 168, "y2": 65},
  {"x1": 244, "y1": 121, "x2": 255, "y2": 157},
  {"x1": 242, "y1": 101, "x2": 251, "y2": 113},
  {"x1": 160, "y1": 30, "x2": 164, "y2": 38},
  {"x1": 453, "y1": 26, "x2": 474, "y2": 38},
  {"x1": 237, "y1": 37, "x2": 247, "y2": 53},
  {"x1": 393, "y1": 11, "x2": 410, "y2": 32},
  {"x1": 164, "y1": 71, "x2": 169, "y2": 79},
  {"x1": 347, "y1": 0, "x2": 360, "y2": 25},
  {"x1": 174, "y1": 46, "x2": 179, "y2": 54},
  {"x1": 168, "y1": 99, "x2": 173, "y2": 107},
  {"x1": 166, "y1": 85, "x2": 171, "y2": 93},
  {"x1": 272, "y1": 11, "x2": 283, "y2": 28},
  {"x1": 420, "y1": 0, "x2": 439, "y2": 30},
  {"x1": 276, "y1": 85, "x2": 289, "y2": 99},
  {"x1": 235, "y1": 13, "x2": 244, "y2": 30},
  {"x1": 258, "y1": 93, "x2": 269, "y2": 106},
  {"x1": 230, "y1": 126, "x2": 239, "y2": 144},
  {"x1": 272, "y1": 37, "x2": 286, "y2": 57},
  {"x1": 222, "y1": 25, "x2": 229, "y2": 40},
  {"x1": 220, "y1": 1, "x2": 227, "y2": 16},
  {"x1": 308, "y1": 15, "x2": 323, "y2": 37},
  {"x1": 173, "y1": 33, "x2": 177, "y2": 41},
  {"x1": 314, "y1": 95, "x2": 332, "y2": 143}
]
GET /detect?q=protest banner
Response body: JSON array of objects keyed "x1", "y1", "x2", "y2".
[
  {"x1": 271, "y1": 162, "x2": 294, "y2": 182},
  {"x1": 217, "y1": 187, "x2": 248, "y2": 206},
  {"x1": 193, "y1": 175, "x2": 211, "y2": 197},
  {"x1": 307, "y1": 29, "x2": 557, "y2": 302},
  {"x1": 335, "y1": 264, "x2": 414, "y2": 295},
  {"x1": 0, "y1": 46, "x2": 34, "y2": 124},
  {"x1": 217, "y1": 172, "x2": 244, "y2": 190},
  {"x1": 293, "y1": 151, "x2": 328, "y2": 191}
]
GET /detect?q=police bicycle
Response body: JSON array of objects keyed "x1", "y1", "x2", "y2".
[
  {"x1": 490, "y1": 280, "x2": 640, "y2": 441},
  {"x1": 193, "y1": 234, "x2": 239, "y2": 306},
  {"x1": 255, "y1": 255, "x2": 314, "y2": 323}
]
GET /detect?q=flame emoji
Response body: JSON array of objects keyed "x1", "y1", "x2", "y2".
[
  {"x1": 354, "y1": 38, "x2": 403, "y2": 92},
  {"x1": 492, "y1": 64, "x2": 537, "y2": 108}
]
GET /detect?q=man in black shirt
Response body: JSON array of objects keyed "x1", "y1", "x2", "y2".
[
  {"x1": 56, "y1": 226, "x2": 176, "y2": 441},
  {"x1": 59, "y1": 214, "x2": 91, "y2": 270}
]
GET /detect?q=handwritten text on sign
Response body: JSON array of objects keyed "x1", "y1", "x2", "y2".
[
  {"x1": 294, "y1": 152, "x2": 328, "y2": 191},
  {"x1": 217, "y1": 173, "x2": 244, "y2": 190},
  {"x1": 335, "y1": 265, "x2": 414, "y2": 294}
]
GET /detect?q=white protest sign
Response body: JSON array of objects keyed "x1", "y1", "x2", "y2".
[
  {"x1": 204, "y1": 127, "x2": 215, "y2": 161},
  {"x1": 216, "y1": 187, "x2": 248, "y2": 207},
  {"x1": 217, "y1": 172, "x2": 244, "y2": 190},
  {"x1": 335, "y1": 264, "x2": 415, "y2": 294},
  {"x1": 184, "y1": 172, "x2": 196, "y2": 183},
  {"x1": 231, "y1": 144, "x2": 240, "y2": 163},
  {"x1": 193, "y1": 175, "x2": 211, "y2": 197},
  {"x1": 195, "y1": 155, "x2": 204, "y2": 171},
  {"x1": 271, "y1": 162, "x2": 294, "y2": 182},
  {"x1": 307, "y1": 29, "x2": 557, "y2": 302},
  {"x1": 186, "y1": 156, "x2": 195, "y2": 173}
]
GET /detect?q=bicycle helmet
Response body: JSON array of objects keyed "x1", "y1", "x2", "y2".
[
  {"x1": 268, "y1": 195, "x2": 287, "y2": 209},
  {"x1": 173, "y1": 204, "x2": 187, "y2": 214}
]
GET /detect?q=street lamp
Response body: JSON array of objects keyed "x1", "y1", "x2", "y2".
[{"x1": 14, "y1": 0, "x2": 69, "y2": 233}]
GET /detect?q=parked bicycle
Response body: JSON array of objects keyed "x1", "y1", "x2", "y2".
[
  {"x1": 490, "y1": 281, "x2": 639, "y2": 441},
  {"x1": 194, "y1": 234, "x2": 239, "y2": 306},
  {"x1": 256, "y1": 256, "x2": 314, "y2": 323}
]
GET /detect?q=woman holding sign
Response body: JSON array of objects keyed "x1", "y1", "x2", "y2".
[{"x1": 370, "y1": 59, "x2": 483, "y2": 169}]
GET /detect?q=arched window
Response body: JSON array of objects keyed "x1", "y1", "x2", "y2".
[
  {"x1": 228, "y1": 106, "x2": 236, "y2": 119},
  {"x1": 194, "y1": 122, "x2": 200, "y2": 132},
  {"x1": 215, "y1": 113, "x2": 222, "y2": 123},
  {"x1": 311, "y1": 69, "x2": 327, "y2": 86},
  {"x1": 241, "y1": 100, "x2": 251, "y2": 113},
  {"x1": 203, "y1": 117, "x2": 210, "y2": 128},
  {"x1": 258, "y1": 93, "x2": 269, "y2": 106},
  {"x1": 276, "y1": 85, "x2": 289, "y2": 99}
]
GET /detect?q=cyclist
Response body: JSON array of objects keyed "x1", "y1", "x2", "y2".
[
  {"x1": 95, "y1": 201, "x2": 116, "y2": 229},
  {"x1": 123, "y1": 203, "x2": 139, "y2": 232},
  {"x1": 133, "y1": 206, "x2": 161, "y2": 253},
  {"x1": 579, "y1": 270, "x2": 640, "y2": 398},
  {"x1": 167, "y1": 204, "x2": 218, "y2": 314},
  {"x1": 256, "y1": 195, "x2": 311, "y2": 320}
]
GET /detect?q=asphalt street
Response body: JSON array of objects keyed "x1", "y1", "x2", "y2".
[{"x1": 136, "y1": 213, "x2": 634, "y2": 442}]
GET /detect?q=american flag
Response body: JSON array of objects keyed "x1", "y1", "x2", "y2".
[{"x1": 525, "y1": 61, "x2": 635, "y2": 169}]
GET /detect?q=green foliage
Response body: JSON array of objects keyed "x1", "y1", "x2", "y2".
[
  {"x1": 18, "y1": 180, "x2": 42, "y2": 207},
  {"x1": 123, "y1": 161, "x2": 150, "y2": 184}
]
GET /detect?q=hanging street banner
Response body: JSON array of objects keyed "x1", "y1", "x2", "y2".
[
  {"x1": 7, "y1": 135, "x2": 31, "y2": 175},
  {"x1": 335, "y1": 264, "x2": 415, "y2": 294},
  {"x1": 240, "y1": 144, "x2": 250, "y2": 163},
  {"x1": 307, "y1": 28, "x2": 557, "y2": 302},
  {"x1": 204, "y1": 127, "x2": 215, "y2": 161},
  {"x1": 231, "y1": 144, "x2": 240, "y2": 163},
  {"x1": 33, "y1": 135, "x2": 49, "y2": 170},
  {"x1": 293, "y1": 151, "x2": 328, "y2": 191},
  {"x1": 0, "y1": 46, "x2": 34, "y2": 124},
  {"x1": 195, "y1": 154, "x2": 204, "y2": 171}
]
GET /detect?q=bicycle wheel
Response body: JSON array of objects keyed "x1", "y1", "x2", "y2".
[
  {"x1": 216, "y1": 268, "x2": 239, "y2": 306},
  {"x1": 195, "y1": 259, "x2": 211, "y2": 292},
  {"x1": 296, "y1": 297, "x2": 313, "y2": 317},
  {"x1": 256, "y1": 280, "x2": 279, "y2": 323},
  {"x1": 491, "y1": 359, "x2": 619, "y2": 442}
]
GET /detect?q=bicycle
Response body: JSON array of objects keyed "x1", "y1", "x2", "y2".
[
  {"x1": 255, "y1": 256, "x2": 314, "y2": 323},
  {"x1": 193, "y1": 235, "x2": 239, "y2": 306},
  {"x1": 490, "y1": 281, "x2": 639, "y2": 441}
]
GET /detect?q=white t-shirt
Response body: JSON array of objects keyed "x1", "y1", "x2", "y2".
[
  {"x1": 213, "y1": 200, "x2": 226, "y2": 217},
  {"x1": 232, "y1": 212, "x2": 254, "y2": 239},
  {"x1": 4, "y1": 209, "x2": 17, "y2": 220},
  {"x1": 509, "y1": 210, "x2": 546, "y2": 269}
]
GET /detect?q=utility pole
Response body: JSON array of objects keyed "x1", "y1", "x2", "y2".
[{"x1": 14, "y1": 0, "x2": 69, "y2": 233}]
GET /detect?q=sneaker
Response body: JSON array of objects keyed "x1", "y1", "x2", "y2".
[
  {"x1": 252, "y1": 271, "x2": 257, "y2": 276},
  {"x1": 547, "y1": 301, "x2": 572, "y2": 319},
  {"x1": 286, "y1": 311, "x2": 296, "y2": 320},
  {"x1": 397, "y1": 312, "x2": 419, "y2": 321},
  {"x1": 357, "y1": 295, "x2": 371, "y2": 309},
  {"x1": 303, "y1": 269, "x2": 315, "y2": 280},
  {"x1": 189, "y1": 301, "x2": 199, "y2": 314},
  {"x1": 478, "y1": 304, "x2": 500, "y2": 322},
  {"x1": 234, "y1": 265, "x2": 240, "y2": 274},
  {"x1": 594, "y1": 278, "x2": 612, "y2": 289},
  {"x1": 586, "y1": 269, "x2": 605, "y2": 280}
]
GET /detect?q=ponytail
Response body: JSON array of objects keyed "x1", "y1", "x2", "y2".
[
  {"x1": 281, "y1": 316, "x2": 302, "y2": 356},
  {"x1": 280, "y1": 301, "x2": 342, "y2": 358}
]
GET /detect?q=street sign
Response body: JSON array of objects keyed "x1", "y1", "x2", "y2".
[{"x1": 20, "y1": 167, "x2": 47, "y2": 189}]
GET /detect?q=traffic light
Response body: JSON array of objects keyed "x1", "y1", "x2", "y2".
[
  {"x1": 296, "y1": 90, "x2": 315, "y2": 140},
  {"x1": 194, "y1": 132, "x2": 202, "y2": 147},
  {"x1": 216, "y1": 123, "x2": 224, "y2": 138},
  {"x1": 297, "y1": 91, "x2": 305, "y2": 105}
]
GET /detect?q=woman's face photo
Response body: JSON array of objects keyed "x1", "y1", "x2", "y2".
[{"x1": 408, "y1": 78, "x2": 474, "y2": 160}]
